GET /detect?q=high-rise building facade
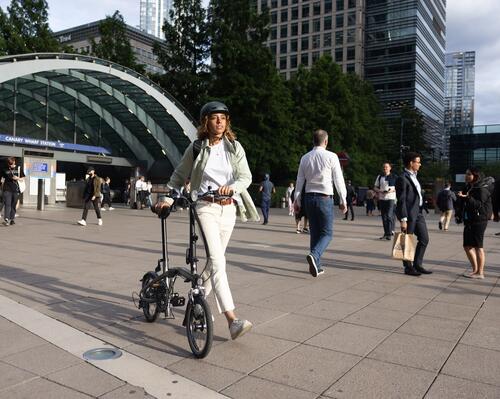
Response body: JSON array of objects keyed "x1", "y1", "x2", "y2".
[
  {"x1": 140, "y1": 0, "x2": 173, "y2": 40},
  {"x1": 364, "y1": 0, "x2": 446, "y2": 152},
  {"x1": 258, "y1": 0, "x2": 365, "y2": 79},
  {"x1": 444, "y1": 51, "x2": 475, "y2": 157}
]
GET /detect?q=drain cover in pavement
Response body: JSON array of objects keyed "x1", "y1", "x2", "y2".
[{"x1": 83, "y1": 347, "x2": 122, "y2": 361}]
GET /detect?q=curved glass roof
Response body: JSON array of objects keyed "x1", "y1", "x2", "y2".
[{"x1": 0, "y1": 53, "x2": 197, "y2": 170}]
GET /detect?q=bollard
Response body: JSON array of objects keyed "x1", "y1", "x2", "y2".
[{"x1": 37, "y1": 179, "x2": 45, "y2": 211}]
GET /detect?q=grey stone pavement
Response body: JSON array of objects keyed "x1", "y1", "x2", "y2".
[{"x1": 0, "y1": 203, "x2": 500, "y2": 399}]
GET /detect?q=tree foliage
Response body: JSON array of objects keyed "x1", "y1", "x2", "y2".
[
  {"x1": 153, "y1": 0, "x2": 210, "y2": 118},
  {"x1": 0, "y1": 0, "x2": 59, "y2": 55},
  {"x1": 91, "y1": 11, "x2": 144, "y2": 74},
  {"x1": 207, "y1": 0, "x2": 301, "y2": 181}
]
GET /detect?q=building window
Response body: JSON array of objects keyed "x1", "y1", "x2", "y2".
[
  {"x1": 336, "y1": 0, "x2": 344, "y2": 11},
  {"x1": 324, "y1": 16, "x2": 332, "y2": 30},
  {"x1": 312, "y1": 51, "x2": 320, "y2": 62},
  {"x1": 270, "y1": 43, "x2": 277, "y2": 56},
  {"x1": 348, "y1": 0, "x2": 356, "y2": 8},
  {"x1": 324, "y1": 32, "x2": 332, "y2": 47},
  {"x1": 261, "y1": 0, "x2": 268, "y2": 11},
  {"x1": 291, "y1": 7, "x2": 299, "y2": 20},
  {"x1": 291, "y1": 23, "x2": 298, "y2": 36},
  {"x1": 280, "y1": 25, "x2": 288, "y2": 38},
  {"x1": 325, "y1": 0, "x2": 333, "y2": 13},
  {"x1": 347, "y1": 46, "x2": 355, "y2": 60},
  {"x1": 281, "y1": 9, "x2": 288, "y2": 22},
  {"x1": 347, "y1": 11, "x2": 356, "y2": 26},
  {"x1": 346, "y1": 63, "x2": 355, "y2": 73},
  {"x1": 271, "y1": 11, "x2": 277, "y2": 24},
  {"x1": 313, "y1": 2, "x2": 321, "y2": 15},
  {"x1": 312, "y1": 35, "x2": 320, "y2": 49},
  {"x1": 302, "y1": 4, "x2": 310, "y2": 18},
  {"x1": 270, "y1": 27, "x2": 277, "y2": 40},
  {"x1": 335, "y1": 48, "x2": 343, "y2": 62},
  {"x1": 271, "y1": 0, "x2": 278, "y2": 8},
  {"x1": 302, "y1": 20, "x2": 310, "y2": 34},
  {"x1": 280, "y1": 56, "x2": 287, "y2": 69},
  {"x1": 346, "y1": 28, "x2": 355, "y2": 43},
  {"x1": 335, "y1": 31, "x2": 343, "y2": 45},
  {"x1": 301, "y1": 36, "x2": 309, "y2": 50},
  {"x1": 291, "y1": 39, "x2": 298, "y2": 52},
  {"x1": 280, "y1": 41, "x2": 287, "y2": 54},
  {"x1": 281, "y1": 0, "x2": 288, "y2": 5},
  {"x1": 313, "y1": 19, "x2": 321, "y2": 32},
  {"x1": 336, "y1": 14, "x2": 344, "y2": 28},
  {"x1": 290, "y1": 55, "x2": 298, "y2": 68},
  {"x1": 301, "y1": 52, "x2": 309, "y2": 66}
]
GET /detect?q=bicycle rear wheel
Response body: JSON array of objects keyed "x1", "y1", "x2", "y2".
[
  {"x1": 185, "y1": 296, "x2": 213, "y2": 358},
  {"x1": 141, "y1": 272, "x2": 160, "y2": 322}
]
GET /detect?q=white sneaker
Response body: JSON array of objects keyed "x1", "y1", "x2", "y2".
[
  {"x1": 97, "y1": 219, "x2": 103, "y2": 226},
  {"x1": 101, "y1": 208, "x2": 106, "y2": 211},
  {"x1": 229, "y1": 319, "x2": 252, "y2": 340},
  {"x1": 109, "y1": 207, "x2": 114, "y2": 210},
  {"x1": 77, "y1": 219, "x2": 87, "y2": 226}
]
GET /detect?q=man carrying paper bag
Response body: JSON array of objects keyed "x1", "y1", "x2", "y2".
[{"x1": 391, "y1": 232, "x2": 417, "y2": 261}]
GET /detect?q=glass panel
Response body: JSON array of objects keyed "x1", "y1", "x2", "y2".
[
  {"x1": 336, "y1": 14, "x2": 344, "y2": 28},
  {"x1": 335, "y1": 31, "x2": 343, "y2": 45},
  {"x1": 324, "y1": 16, "x2": 332, "y2": 30}
]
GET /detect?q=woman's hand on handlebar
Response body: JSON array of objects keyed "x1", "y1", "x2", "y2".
[
  {"x1": 218, "y1": 185, "x2": 233, "y2": 196},
  {"x1": 152, "y1": 196, "x2": 174, "y2": 216}
]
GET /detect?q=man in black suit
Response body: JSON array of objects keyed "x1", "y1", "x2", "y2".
[{"x1": 395, "y1": 152, "x2": 432, "y2": 276}]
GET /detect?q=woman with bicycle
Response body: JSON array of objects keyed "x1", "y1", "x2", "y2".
[{"x1": 157, "y1": 101, "x2": 259, "y2": 340}]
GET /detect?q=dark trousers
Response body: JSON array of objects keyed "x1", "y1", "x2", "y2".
[
  {"x1": 102, "y1": 193, "x2": 111, "y2": 207},
  {"x1": 344, "y1": 202, "x2": 354, "y2": 220},
  {"x1": 2, "y1": 191, "x2": 19, "y2": 221},
  {"x1": 82, "y1": 198, "x2": 101, "y2": 220},
  {"x1": 380, "y1": 200, "x2": 395, "y2": 236},
  {"x1": 403, "y1": 213, "x2": 429, "y2": 270},
  {"x1": 261, "y1": 198, "x2": 271, "y2": 223}
]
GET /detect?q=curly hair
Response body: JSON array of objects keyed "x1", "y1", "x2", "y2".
[{"x1": 197, "y1": 115, "x2": 236, "y2": 142}]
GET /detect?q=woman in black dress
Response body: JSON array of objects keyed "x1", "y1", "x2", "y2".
[{"x1": 458, "y1": 167, "x2": 494, "y2": 279}]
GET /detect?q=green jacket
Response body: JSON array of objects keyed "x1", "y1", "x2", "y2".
[{"x1": 168, "y1": 137, "x2": 260, "y2": 222}]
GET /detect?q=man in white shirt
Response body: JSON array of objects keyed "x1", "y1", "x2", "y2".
[
  {"x1": 374, "y1": 162, "x2": 397, "y2": 240},
  {"x1": 294, "y1": 129, "x2": 347, "y2": 277},
  {"x1": 135, "y1": 176, "x2": 145, "y2": 209}
]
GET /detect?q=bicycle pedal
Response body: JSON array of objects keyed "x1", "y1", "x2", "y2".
[{"x1": 170, "y1": 293, "x2": 185, "y2": 307}]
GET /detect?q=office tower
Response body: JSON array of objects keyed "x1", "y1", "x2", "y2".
[
  {"x1": 258, "y1": 0, "x2": 365, "y2": 79},
  {"x1": 140, "y1": 0, "x2": 173, "y2": 40},
  {"x1": 365, "y1": 0, "x2": 446, "y2": 152},
  {"x1": 444, "y1": 51, "x2": 475, "y2": 157}
]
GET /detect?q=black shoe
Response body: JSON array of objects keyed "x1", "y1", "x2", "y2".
[
  {"x1": 343, "y1": 217, "x2": 348, "y2": 220},
  {"x1": 385, "y1": 235, "x2": 391, "y2": 240},
  {"x1": 262, "y1": 221, "x2": 268, "y2": 225},
  {"x1": 317, "y1": 268, "x2": 325, "y2": 275},
  {"x1": 306, "y1": 254, "x2": 318, "y2": 277},
  {"x1": 495, "y1": 232, "x2": 500, "y2": 236},
  {"x1": 414, "y1": 265, "x2": 432, "y2": 274},
  {"x1": 438, "y1": 221, "x2": 443, "y2": 230},
  {"x1": 10, "y1": 220, "x2": 15, "y2": 225},
  {"x1": 404, "y1": 267, "x2": 421, "y2": 276},
  {"x1": 379, "y1": 235, "x2": 387, "y2": 240},
  {"x1": 351, "y1": 218, "x2": 354, "y2": 221}
]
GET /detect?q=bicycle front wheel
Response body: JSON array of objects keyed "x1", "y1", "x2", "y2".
[
  {"x1": 185, "y1": 296, "x2": 213, "y2": 358},
  {"x1": 141, "y1": 273, "x2": 160, "y2": 323}
]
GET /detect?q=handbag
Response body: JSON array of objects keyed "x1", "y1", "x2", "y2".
[{"x1": 391, "y1": 232, "x2": 416, "y2": 261}]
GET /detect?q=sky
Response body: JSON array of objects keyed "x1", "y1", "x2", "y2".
[{"x1": 0, "y1": 0, "x2": 498, "y2": 125}]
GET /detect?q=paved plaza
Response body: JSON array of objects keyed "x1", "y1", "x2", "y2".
[{"x1": 0, "y1": 204, "x2": 499, "y2": 399}]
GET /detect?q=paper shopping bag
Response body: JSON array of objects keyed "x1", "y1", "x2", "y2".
[{"x1": 391, "y1": 232, "x2": 416, "y2": 261}]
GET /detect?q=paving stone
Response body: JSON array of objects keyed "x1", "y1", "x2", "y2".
[
  {"x1": 203, "y1": 333, "x2": 297, "y2": 374},
  {"x1": 0, "y1": 361, "x2": 36, "y2": 390},
  {"x1": 326, "y1": 288, "x2": 385, "y2": 306},
  {"x1": 418, "y1": 301, "x2": 478, "y2": 322},
  {"x1": 293, "y1": 300, "x2": 363, "y2": 321},
  {"x1": 324, "y1": 358, "x2": 435, "y2": 399},
  {"x1": 398, "y1": 314, "x2": 469, "y2": 342},
  {"x1": 434, "y1": 287, "x2": 488, "y2": 308},
  {"x1": 2, "y1": 343, "x2": 82, "y2": 376},
  {"x1": 254, "y1": 313, "x2": 334, "y2": 342},
  {"x1": 99, "y1": 383, "x2": 165, "y2": 398},
  {"x1": 232, "y1": 304, "x2": 287, "y2": 327},
  {"x1": 352, "y1": 280, "x2": 403, "y2": 294},
  {"x1": 391, "y1": 283, "x2": 446, "y2": 300},
  {"x1": 425, "y1": 374, "x2": 500, "y2": 399},
  {"x1": 343, "y1": 305, "x2": 413, "y2": 331},
  {"x1": 460, "y1": 319, "x2": 500, "y2": 351},
  {"x1": 368, "y1": 332, "x2": 455, "y2": 371},
  {"x1": 306, "y1": 322, "x2": 390, "y2": 356},
  {"x1": 370, "y1": 294, "x2": 429, "y2": 313},
  {"x1": 251, "y1": 344, "x2": 360, "y2": 394},
  {"x1": 0, "y1": 327, "x2": 46, "y2": 358},
  {"x1": 0, "y1": 376, "x2": 92, "y2": 399},
  {"x1": 442, "y1": 344, "x2": 500, "y2": 386},
  {"x1": 252, "y1": 292, "x2": 319, "y2": 313},
  {"x1": 221, "y1": 376, "x2": 317, "y2": 399},
  {"x1": 46, "y1": 362, "x2": 125, "y2": 397}
]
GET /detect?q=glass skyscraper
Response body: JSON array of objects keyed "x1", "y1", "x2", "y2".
[
  {"x1": 444, "y1": 51, "x2": 475, "y2": 157},
  {"x1": 365, "y1": 0, "x2": 446, "y2": 153},
  {"x1": 140, "y1": 0, "x2": 173, "y2": 40}
]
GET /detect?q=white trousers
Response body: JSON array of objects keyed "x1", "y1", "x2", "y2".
[{"x1": 197, "y1": 201, "x2": 236, "y2": 313}]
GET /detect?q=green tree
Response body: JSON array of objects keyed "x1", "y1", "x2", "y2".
[
  {"x1": 0, "y1": 0, "x2": 59, "y2": 55},
  {"x1": 208, "y1": 0, "x2": 300, "y2": 181},
  {"x1": 91, "y1": 11, "x2": 144, "y2": 74},
  {"x1": 153, "y1": 0, "x2": 209, "y2": 117}
]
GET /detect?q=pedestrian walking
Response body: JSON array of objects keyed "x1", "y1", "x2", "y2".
[
  {"x1": 286, "y1": 182, "x2": 294, "y2": 216},
  {"x1": 374, "y1": 162, "x2": 397, "y2": 240},
  {"x1": 259, "y1": 173, "x2": 275, "y2": 225},
  {"x1": 458, "y1": 167, "x2": 494, "y2": 279},
  {"x1": 395, "y1": 152, "x2": 432, "y2": 276},
  {"x1": 123, "y1": 179, "x2": 131, "y2": 205},
  {"x1": 157, "y1": 100, "x2": 259, "y2": 340},
  {"x1": 436, "y1": 181, "x2": 456, "y2": 231},
  {"x1": 294, "y1": 129, "x2": 347, "y2": 277},
  {"x1": 1, "y1": 157, "x2": 24, "y2": 226},
  {"x1": 343, "y1": 180, "x2": 356, "y2": 221},
  {"x1": 365, "y1": 187, "x2": 376, "y2": 216},
  {"x1": 77, "y1": 167, "x2": 103, "y2": 226},
  {"x1": 101, "y1": 177, "x2": 114, "y2": 211}
]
